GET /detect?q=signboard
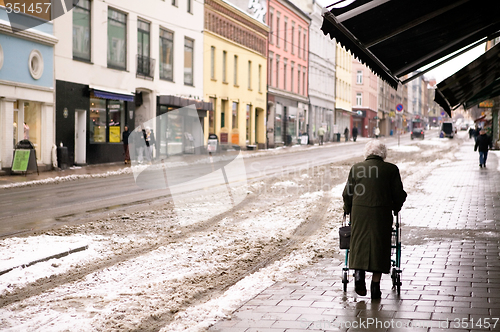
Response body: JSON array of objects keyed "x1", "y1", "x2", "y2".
[
  {"x1": 396, "y1": 104, "x2": 403, "y2": 112},
  {"x1": 11, "y1": 149, "x2": 30, "y2": 172},
  {"x1": 220, "y1": 132, "x2": 228, "y2": 144},
  {"x1": 479, "y1": 100, "x2": 494, "y2": 108},
  {"x1": 109, "y1": 126, "x2": 121, "y2": 143}
]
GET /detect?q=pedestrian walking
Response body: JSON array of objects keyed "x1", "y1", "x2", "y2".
[
  {"x1": 473, "y1": 124, "x2": 480, "y2": 142},
  {"x1": 468, "y1": 126, "x2": 474, "y2": 139},
  {"x1": 342, "y1": 140, "x2": 407, "y2": 299},
  {"x1": 318, "y1": 126, "x2": 325, "y2": 145},
  {"x1": 122, "y1": 125, "x2": 131, "y2": 164},
  {"x1": 352, "y1": 126, "x2": 358, "y2": 142},
  {"x1": 474, "y1": 129, "x2": 492, "y2": 168},
  {"x1": 375, "y1": 127, "x2": 380, "y2": 139},
  {"x1": 344, "y1": 127, "x2": 350, "y2": 142}
]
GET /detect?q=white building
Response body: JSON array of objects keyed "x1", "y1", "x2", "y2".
[
  {"x1": 54, "y1": 0, "x2": 207, "y2": 165},
  {"x1": 293, "y1": 0, "x2": 336, "y2": 143}
]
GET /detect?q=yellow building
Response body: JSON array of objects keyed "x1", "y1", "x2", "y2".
[
  {"x1": 204, "y1": 0, "x2": 268, "y2": 149},
  {"x1": 335, "y1": 45, "x2": 354, "y2": 134}
]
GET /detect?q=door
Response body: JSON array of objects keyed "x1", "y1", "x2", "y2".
[{"x1": 75, "y1": 109, "x2": 87, "y2": 164}]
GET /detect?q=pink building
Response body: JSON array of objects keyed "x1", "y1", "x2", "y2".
[
  {"x1": 352, "y1": 59, "x2": 378, "y2": 137},
  {"x1": 266, "y1": 0, "x2": 310, "y2": 147}
]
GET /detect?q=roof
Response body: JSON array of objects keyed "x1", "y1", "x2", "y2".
[
  {"x1": 434, "y1": 43, "x2": 500, "y2": 115},
  {"x1": 320, "y1": 0, "x2": 500, "y2": 92}
]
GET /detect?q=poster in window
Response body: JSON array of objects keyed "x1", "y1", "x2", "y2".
[{"x1": 109, "y1": 126, "x2": 121, "y2": 143}]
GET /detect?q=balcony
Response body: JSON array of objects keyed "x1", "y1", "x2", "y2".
[{"x1": 136, "y1": 55, "x2": 155, "y2": 80}]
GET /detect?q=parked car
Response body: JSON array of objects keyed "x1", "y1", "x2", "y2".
[
  {"x1": 460, "y1": 123, "x2": 469, "y2": 131},
  {"x1": 411, "y1": 128, "x2": 425, "y2": 140}
]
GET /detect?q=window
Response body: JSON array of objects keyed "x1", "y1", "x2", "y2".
[
  {"x1": 172, "y1": 0, "x2": 177, "y2": 6},
  {"x1": 276, "y1": 13, "x2": 280, "y2": 47},
  {"x1": 298, "y1": 65, "x2": 301, "y2": 95},
  {"x1": 356, "y1": 92, "x2": 362, "y2": 106},
  {"x1": 234, "y1": 55, "x2": 238, "y2": 86},
  {"x1": 187, "y1": 0, "x2": 192, "y2": 13},
  {"x1": 283, "y1": 59, "x2": 287, "y2": 91},
  {"x1": 269, "y1": 52, "x2": 273, "y2": 87},
  {"x1": 184, "y1": 38, "x2": 194, "y2": 85},
  {"x1": 284, "y1": 18, "x2": 288, "y2": 51},
  {"x1": 258, "y1": 64, "x2": 262, "y2": 92},
  {"x1": 221, "y1": 99, "x2": 227, "y2": 128},
  {"x1": 303, "y1": 33, "x2": 306, "y2": 59},
  {"x1": 159, "y1": 29, "x2": 174, "y2": 81},
  {"x1": 90, "y1": 97, "x2": 125, "y2": 143},
  {"x1": 276, "y1": 55, "x2": 280, "y2": 89},
  {"x1": 269, "y1": 10, "x2": 274, "y2": 44},
  {"x1": 357, "y1": 70, "x2": 363, "y2": 84},
  {"x1": 246, "y1": 104, "x2": 251, "y2": 142},
  {"x1": 222, "y1": 51, "x2": 227, "y2": 82},
  {"x1": 298, "y1": 27, "x2": 301, "y2": 58},
  {"x1": 107, "y1": 8, "x2": 127, "y2": 70},
  {"x1": 137, "y1": 20, "x2": 151, "y2": 76},
  {"x1": 210, "y1": 46, "x2": 216, "y2": 80},
  {"x1": 73, "y1": 0, "x2": 91, "y2": 61},
  {"x1": 232, "y1": 101, "x2": 238, "y2": 129},
  {"x1": 209, "y1": 97, "x2": 216, "y2": 134},
  {"x1": 291, "y1": 23, "x2": 295, "y2": 54},
  {"x1": 291, "y1": 62, "x2": 294, "y2": 92},
  {"x1": 248, "y1": 60, "x2": 252, "y2": 89},
  {"x1": 303, "y1": 69, "x2": 306, "y2": 95}
]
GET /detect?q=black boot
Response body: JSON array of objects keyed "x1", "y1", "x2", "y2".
[
  {"x1": 354, "y1": 270, "x2": 367, "y2": 296},
  {"x1": 371, "y1": 281, "x2": 382, "y2": 300}
]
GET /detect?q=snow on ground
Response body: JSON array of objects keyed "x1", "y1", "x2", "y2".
[{"x1": 0, "y1": 135, "x2": 459, "y2": 331}]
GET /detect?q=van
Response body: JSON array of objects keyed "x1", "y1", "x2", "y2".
[{"x1": 441, "y1": 122, "x2": 455, "y2": 138}]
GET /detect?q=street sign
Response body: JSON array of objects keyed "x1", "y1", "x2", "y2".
[{"x1": 396, "y1": 104, "x2": 403, "y2": 112}]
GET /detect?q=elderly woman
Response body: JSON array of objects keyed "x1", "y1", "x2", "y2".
[{"x1": 342, "y1": 140, "x2": 407, "y2": 299}]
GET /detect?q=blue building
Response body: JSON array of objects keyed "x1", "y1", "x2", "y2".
[{"x1": 0, "y1": 6, "x2": 56, "y2": 171}]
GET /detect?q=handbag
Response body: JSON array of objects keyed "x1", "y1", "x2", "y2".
[{"x1": 339, "y1": 214, "x2": 351, "y2": 249}]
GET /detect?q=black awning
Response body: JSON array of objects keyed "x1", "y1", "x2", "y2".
[
  {"x1": 434, "y1": 44, "x2": 500, "y2": 115},
  {"x1": 321, "y1": 0, "x2": 500, "y2": 90},
  {"x1": 158, "y1": 95, "x2": 213, "y2": 111}
]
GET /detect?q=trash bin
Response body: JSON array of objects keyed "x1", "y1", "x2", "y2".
[
  {"x1": 390, "y1": 129, "x2": 393, "y2": 136},
  {"x1": 300, "y1": 135, "x2": 308, "y2": 145},
  {"x1": 57, "y1": 146, "x2": 69, "y2": 170},
  {"x1": 336, "y1": 133, "x2": 341, "y2": 142}
]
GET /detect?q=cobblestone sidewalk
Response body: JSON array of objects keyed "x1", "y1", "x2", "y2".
[{"x1": 210, "y1": 138, "x2": 500, "y2": 332}]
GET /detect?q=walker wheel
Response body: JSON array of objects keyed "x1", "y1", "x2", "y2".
[{"x1": 342, "y1": 271, "x2": 348, "y2": 292}]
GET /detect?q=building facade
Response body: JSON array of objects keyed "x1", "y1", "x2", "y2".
[
  {"x1": 295, "y1": 0, "x2": 336, "y2": 144},
  {"x1": 266, "y1": 0, "x2": 310, "y2": 147},
  {"x1": 204, "y1": 0, "x2": 268, "y2": 149},
  {"x1": 0, "y1": 4, "x2": 57, "y2": 171},
  {"x1": 352, "y1": 59, "x2": 378, "y2": 137},
  {"x1": 54, "y1": 0, "x2": 207, "y2": 165},
  {"x1": 335, "y1": 45, "x2": 353, "y2": 138}
]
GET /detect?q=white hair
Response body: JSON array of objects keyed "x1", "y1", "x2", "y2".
[{"x1": 364, "y1": 140, "x2": 387, "y2": 160}]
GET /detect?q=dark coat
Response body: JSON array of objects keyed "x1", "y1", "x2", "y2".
[
  {"x1": 122, "y1": 129, "x2": 130, "y2": 145},
  {"x1": 342, "y1": 155, "x2": 407, "y2": 273},
  {"x1": 352, "y1": 127, "x2": 358, "y2": 137},
  {"x1": 474, "y1": 134, "x2": 492, "y2": 152}
]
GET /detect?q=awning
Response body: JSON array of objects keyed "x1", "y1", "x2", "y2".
[
  {"x1": 158, "y1": 95, "x2": 213, "y2": 111},
  {"x1": 434, "y1": 44, "x2": 500, "y2": 115},
  {"x1": 90, "y1": 86, "x2": 135, "y2": 102},
  {"x1": 321, "y1": 0, "x2": 500, "y2": 90}
]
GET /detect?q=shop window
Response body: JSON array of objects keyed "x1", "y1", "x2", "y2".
[
  {"x1": 73, "y1": 0, "x2": 91, "y2": 61},
  {"x1": 246, "y1": 104, "x2": 251, "y2": 142},
  {"x1": 24, "y1": 102, "x2": 42, "y2": 160},
  {"x1": 232, "y1": 101, "x2": 238, "y2": 129},
  {"x1": 90, "y1": 97, "x2": 125, "y2": 143},
  {"x1": 209, "y1": 97, "x2": 216, "y2": 134}
]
